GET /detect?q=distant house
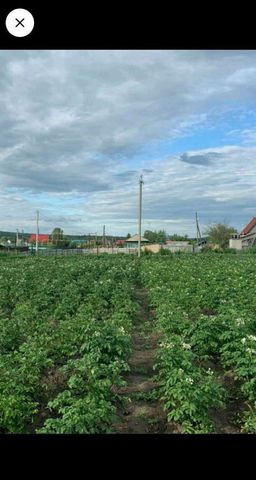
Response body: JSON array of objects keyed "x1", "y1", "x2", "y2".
[
  {"x1": 115, "y1": 239, "x2": 126, "y2": 246},
  {"x1": 126, "y1": 234, "x2": 149, "y2": 248},
  {"x1": 229, "y1": 217, "x2": 256, "y2": 250},
  {"x1": 29, "y1": 234, "x2": 50, "y2": 244},
  {"x1": 70, "y1": 239, "x2": 83, "y2": 246}
]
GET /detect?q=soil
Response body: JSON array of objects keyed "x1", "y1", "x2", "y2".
[
  {"x1": 111, "y1": 285, "x2": 176, "y2": 434},
  {"x1": 209, "y1": 370, "x2": 245, "y2": 434},
  {"x1": 112, "y1": 285, "x2": 246, "y2": 434}
]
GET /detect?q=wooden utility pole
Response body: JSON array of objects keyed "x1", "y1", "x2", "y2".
[
  {"x1": 36, "y1": 210, "x2": 39, "y2": 253},
  {"x1": 196, "y1": 212, "x2": 202, "y2": 246},
  {"x1": 138, "y1": 175, "x2": 144, "y2": 258},
  {"x1": 103, "y1": 225, "x2": 106, "y2": 246}
]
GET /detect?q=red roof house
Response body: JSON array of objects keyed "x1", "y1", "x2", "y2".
[
  {"x1": 115, "y1": 239, "x2": 126, "y2": 246},
  {"x1": 240, "y1": 217, "x2": 256, "y2": 236},
  {"x1": 29, "y1": 234, "x2": 50, "y2": 244}
]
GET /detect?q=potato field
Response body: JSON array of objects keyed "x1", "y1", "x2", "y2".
[{"x1": 0, "y1": 253, "x2": 255, "y2": 433}]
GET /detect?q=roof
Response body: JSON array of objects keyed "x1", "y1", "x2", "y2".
[
  {"x1": 240, "y1": 217, "x2": 256, "y2": 236},
  {"x1": 29, "y1": 234, "x2": 50, "y2": 241},
  {"x1": 126, "y1": 234, "x2": 149, "y2": 242}
]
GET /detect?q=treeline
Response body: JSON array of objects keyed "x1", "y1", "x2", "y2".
[{"x1": 143, "y1": 230, "x2": 190, "y2": 243}]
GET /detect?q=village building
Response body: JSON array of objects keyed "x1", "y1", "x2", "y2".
[
  {"x1": 229, "y1": 217, "x2": 256, "y2": 250},
  {"x1": 125, "y1": 234, "x2": 149, "y2": 248},
  {"x1": 28, "y1": 234, "x2": 50, "y2": 244},
  {"x1": 115, "y1": 239, "x2": 126, "y2": 247}
]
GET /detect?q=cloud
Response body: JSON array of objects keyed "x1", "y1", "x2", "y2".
[
  {"x1": 180, "y1": 152, "x2": 221, "y2": 166},
  {"x1": 1, "y1": 50, "x2": 256, "y2": 234}
]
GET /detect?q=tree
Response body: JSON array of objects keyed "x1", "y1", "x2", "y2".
[
  {"x1": 126, "y1": 233, "x2": 131, "y2": 239},
  {"x1": 156, "y1": 230, "x2": 167, "y2": 244},
  {"x1": 170, "y1": 234, "x2": 189, "y2": 241},
  {"x1": 205, "y1": 223, "x2": 237, "y2": 249},
  {"x1": 144, "y1": 230, "x2": 167, "y2": 244},
  {"x1": 50, "y1": 228, "x2": 70, "y2": 248},
  {"x1": 0, "y1": 236, "x2": 8, "y2": 245},
  {"x1": 144, "y1": 230, "x2": 158, "y2": 243}
]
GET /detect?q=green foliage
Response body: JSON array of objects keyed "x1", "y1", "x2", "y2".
[
  {"x1": 140, "y1": 254, "x2": 256, "y2": 432},
  {"x1": 143, "y1": 230, "x2": 167, "y2": 244},
  {"x1": 205, "y1": 223, "x2": 237, "y2": 249},
  {"x1": 50, "y1": 227, "x2": 70, "y2": 248},
  {"x1": 158, "y1": 248, "x2": 173, "y2": 256},
  {"x1": 169, "y1": 234, "x2": 189, "y2": 241},
  {"x1": 1, "y1": 252, "x2": 256, "y2": 434},
  {"x1": 0, "y1": 255, "x2": 137, "y2": 433}
]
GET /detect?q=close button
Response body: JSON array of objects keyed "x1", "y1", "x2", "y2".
[{"x1": 5, "y1": 9, "x2": 34, "y2": 37}]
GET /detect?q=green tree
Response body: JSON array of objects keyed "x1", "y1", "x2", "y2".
[
  {"x1": 126, "y1": 233, "x2": 131, "y2": 239},
  {"x1": 144, "y1": 230, "x2": 167, "y2": 244},
  {"x1": 51, "y1": 228, "x2": 70, "y2": 248},
  {"x1": 156, "y1": 230, "x2": 167, "y2": 243},
  {"x1": 205, "y1": 223, "x2": 237, "y2": 249},
  {"x1": 0, "y1": 236, "x2": 8, "y2": 245},
  {"x1": 170, "y1": 234, "x2": 189, "y2": 241},
  {"x1": 144, "y1": 230, "x2": 158, "y2": 243}
]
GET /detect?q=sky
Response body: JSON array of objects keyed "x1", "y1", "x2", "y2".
[{"x1": 1, "y1": 50, "x2": 256, "y2": 237}]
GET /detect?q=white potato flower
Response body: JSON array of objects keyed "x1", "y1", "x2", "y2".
[
  {"x1": 248, "y1": 335, "x2": 256, "y2": 342},
  {"x1": 236, "y1": 318, "x2": 245, "y2": 326},
  {"x1": 185, "y1": 377, "x2": 194, "y2": 384}
]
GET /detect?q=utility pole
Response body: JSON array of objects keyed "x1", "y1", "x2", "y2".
[
  {"x1": 36, "y1": 210, "x2": 39, "y2": 253},
  {"x1": 103, "y1": 225, "x2": 106, "y2": 246},
  {"x1": 16, "y1": 229, "x2": 19, "y2": 247},
  {"x1": 196, "y1": 212, "x2": 202, "y2": 246},
  {"x1": 138, "y1": 175, "x2": 144, "y2": 258},
  {"x1": 196, "y1": 212, "x2": 198, "y2": 246},
  {"x1": 95, "y1": 232, "x2": 98, "y2": 254}
]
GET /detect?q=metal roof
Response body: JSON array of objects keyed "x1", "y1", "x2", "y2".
[
  {"x1": 126, "y1": 234, "x2": 149, "y2": 242},
  {"x1": 240, "y1": 217, "x2": 256, "y2": 236}
]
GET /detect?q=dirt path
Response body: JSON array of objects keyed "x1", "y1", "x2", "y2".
[
  {"x1": 112, "y1": 286, "x2": 174, "y2": 434},
  {"x1": 111, "y1": 285, "x2": 244, "y2": 434}
]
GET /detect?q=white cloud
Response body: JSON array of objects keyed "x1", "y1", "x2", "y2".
[{"x1": 1, "y1": 50, "x2": 256, "y2": 235}]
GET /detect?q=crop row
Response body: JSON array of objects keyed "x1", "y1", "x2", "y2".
[
  {"x1": 0, "y1": 255, "x2": 138, "y2": 433},
  {"x1": 140, "y1": 254, "x2": 256, "y2": 433}
]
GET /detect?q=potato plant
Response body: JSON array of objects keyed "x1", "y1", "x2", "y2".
[
  {"x1": 0, "y1": 255, "x2": 138, "y2": 433},
  {"x1": 140, "y1": 254, "x2": 256, "y2": 433}
]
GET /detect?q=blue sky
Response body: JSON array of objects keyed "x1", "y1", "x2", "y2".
[{"x1": 1, "y1": 50, "x2": 256, "y2": 236}]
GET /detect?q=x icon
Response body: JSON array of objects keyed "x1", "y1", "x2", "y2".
[{"x1": 15, "y1": 18, "x2": 25, "y2": 27}]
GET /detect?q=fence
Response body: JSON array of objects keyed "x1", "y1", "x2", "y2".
[{"x1": 0, "y1": 248, "x2": 91, "y2": 256}]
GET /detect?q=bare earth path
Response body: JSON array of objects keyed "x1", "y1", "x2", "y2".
[
  {"x1": 112, "y1": 285, "x2": 175, "y2": 434},
  {"x1": 111, "y1": 284, "x2": 244, "y2": 434}
]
